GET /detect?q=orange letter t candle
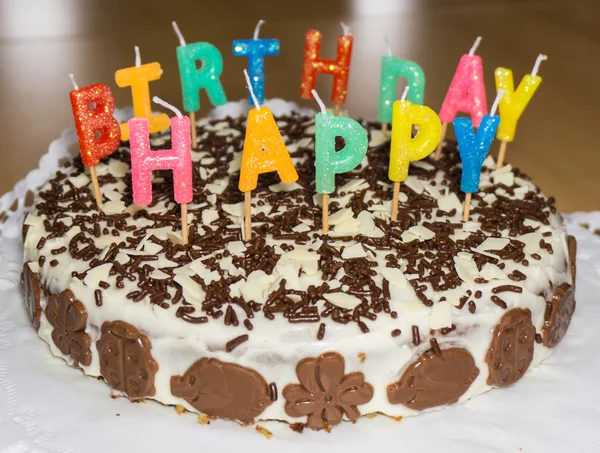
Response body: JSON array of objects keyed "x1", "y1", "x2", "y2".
[{"x1": 115, "y1": 46, "x2": 170, "y2": 141}]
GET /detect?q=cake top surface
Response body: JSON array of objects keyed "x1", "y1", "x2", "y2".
[{"x1": 23, "y1": 113, "x2": 568, "y2": 347}]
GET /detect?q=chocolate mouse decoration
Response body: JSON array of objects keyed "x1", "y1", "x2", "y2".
[{"x1": 171, "y1": 357, "x2": 272, "y2": 422}]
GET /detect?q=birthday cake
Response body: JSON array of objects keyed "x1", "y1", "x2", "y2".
[{"x1": 20, "y1": 108, "x2": 576, "y2": 431}]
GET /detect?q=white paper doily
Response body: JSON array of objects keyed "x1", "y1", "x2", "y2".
[{"x1": 1, "y1": 104, "x2": 599, "y2": 453}]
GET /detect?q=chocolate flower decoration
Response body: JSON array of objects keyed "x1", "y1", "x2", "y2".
[
  {"x1": 45, "y1": 289, "x2": 92, "y2": 367},
  {"x1": 283, "y1": 352, "x2": 373, "y2": 430}
]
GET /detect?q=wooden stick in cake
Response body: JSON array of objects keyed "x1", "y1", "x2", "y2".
[
  {"x1": 494, "y1": 53, "x2": 547, "y2": 170},
  {"x1": 128, "y1": 97, "x2": 193, "y2": 245},
  {"x1": 68, "y1": 74, "x2": 120, "y2": 207},
  {"x1": 389, "y1": 86, "x2": 442, "y2": 222},
  {"x1": 189, "y1": 111, "x2": 197, "y2": 150},
  {"x1": 300, "y1": 23, "x2": 354, "y2": 118},
  {"x1": 435, "y1": 36, "x2": 487, "y2": 161},
  {"x1": 312, "y1": 89, "x2": 368, "y2": 234},
  {"x1": 378, "y1": 35, "x2": 425, "y2": 136},
  {"x1": 239, "y1": 69, "x2": 299, "y2": 241},
  {"x1": 172, "y1": 21, "x2": 228, "y2": 150},
  {"x1": 454, "y1": 90, "x2": 504, "y2": 222}
]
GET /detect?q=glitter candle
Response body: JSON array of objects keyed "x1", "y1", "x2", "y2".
[
  {"x1": 300, "y1": 23, "x2": 353, "y2": 110},
  {"x1": 439, "y1": 37, "x2": 488, "y2": 128},
  {"x1": 454, "y1": 90, "x2": 504, "y2": 221},
  {"x1": 312, "y1": 90, "x2": 367, "y2": 233},
  {"x1": 378, "y1": 54, "x2": 425, "y2": 126},
  {"x1": 239, "y1": 107, "x2": 298, "y2": 192},
  {"x1": 388, "y1": 87, "x2": 441, "y2": 221},
  {"x1": 69, "y1": 81, "x2": 120, "y2": 168},
  {"x1": 172, "y1": 22, "x2": 228, "y2": 114},
  {"x1": 128, "y1": 104, "x2": 192, "y2": 207},
  {"x1": 115, "y1": 47, "x2": 170, "y2": 141},
  {"x1": 313, "y1": 93, "x2": 367, "y2": 194},
  {"x1": 454, "y1": 115, "x2": 499, "y2": 192},
  {"x1": 68, "y1": 75, "x2": 121, "y2": 207},
  {"x1": 494, "y1": 54, "x2": 547, "y2": 169},
  {"x1": 233, "y1": 20, "x2": 279, "y2": 105},
  {"x1": 238, "y1": 70, "x2": 297, "y2": 240},
  {"x1": 389, "y1": 90, "x2": 441, "y2": 183}
]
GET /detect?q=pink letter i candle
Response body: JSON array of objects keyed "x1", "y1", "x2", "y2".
[{"x1": 128, "y1": 97, "x2": 193, "y2": 244}]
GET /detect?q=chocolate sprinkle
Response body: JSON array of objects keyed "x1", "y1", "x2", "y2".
[
  {"x1": 317, "y1": 323, "x2": 326, "y2": 340},
  {"x1": 412, "y1": 326, "x2": 420, "y2": 346},
  {"x1": 491, "y1": 295, "x2": 508, "y2": 309},
  {"x1": 225, "y1": 334, "x2": 249, "y2": 352},
  {"x1": 269, "y1": 382, "x2": 278, "y2": 401},
  {"x1": 429, "y1": 338, "x2": 442, "y2": 357},
  {"x1": 94, "y1": 289, "x2": 103, "y2": 307},
  {"x1": 492, "y1": 285, "x2": 523, "y2": 294}
]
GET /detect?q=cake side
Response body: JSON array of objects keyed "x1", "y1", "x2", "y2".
[{"x1": 21, "y1": 114, "x2": 576, "y2": 429}]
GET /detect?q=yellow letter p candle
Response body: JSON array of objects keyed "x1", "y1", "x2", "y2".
[{"x1": 389, "y1": 88, "x2": 442, "y2": 220}]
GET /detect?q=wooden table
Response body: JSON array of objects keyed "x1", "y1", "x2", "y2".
[{"x1": 1, "y1": 0, "x2": 598, "y2": 211}]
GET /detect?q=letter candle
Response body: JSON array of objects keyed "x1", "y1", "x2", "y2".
[
  {"x1": 172, "y1": 21, "x2": 228, "y2": 149},
  {"x1": 435, "y1": 37, "x2": 488, "y2": 161},
  {"x1": 128, "y1": 97, "x2": 193, "y2": 244},
  {"x1": 68, "y1": 74, "x2": 121, "y2": 206},
  {"x1": 115, "y1": 46, "x2": 170, "y2": 141},
  {"x1": 312, "y1": 89, "x2": 368, "y2": 233},
  {"x1": 300, "y1": 23, "x2": 354, "y2": 117},
  {"x1": 389, "y1": 86, "x2": 442, "y2": 221},
  {"x1": 239, "y1": 70, "x2": 299, "y2": 240},
  {"x1": 494, "y1": 54, "x2": 547, "y2": 169},
  {"x1": 233, "y1": 20, "x2": 280, "y2": 105},
  {"x1": 454, "y1": 90, "x2": 504, "y2": 222},
  {"x1": 378, "y1": 36, "x2": 425, "y2": 135}
]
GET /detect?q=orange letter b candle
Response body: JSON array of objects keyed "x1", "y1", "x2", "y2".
[
  {"x1": 115, "y1": 50, "x2": 170, "y2": 141},
  {"x1": 239, "y1": 107, "x2": 298, "y2": 192},
  {"x1": 300, "y1": 26, "x2": 353, "y2": 105}
]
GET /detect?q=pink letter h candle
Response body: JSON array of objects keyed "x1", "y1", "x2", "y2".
[{"x1": 128, "y1": 116, "x2": 193, "y2": 206}]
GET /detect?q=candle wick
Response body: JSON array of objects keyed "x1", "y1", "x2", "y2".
[
  {"x1": 311, "y1": 89, "x2": 327, "y2": 115},
  {"x1": 340, "y1": 22, "x2": 352, "y2": 36},
  {"x1": 468, "y1": 36, "x2": 482, "y2": 56},
  {"x1": 134, "y1": 46, "x2": 141, "y2": 67},
  {"x1": 152, "y1": 96, "x2": 182, "y2": 118},
  {"x1": 384, "y1": 35, "x2": 392, "y2": 56},
  {"x1": 400, "y1": 85, "x2": 410, "y2": 102},
  {"x1": 531, "y1": 53, "x2": 548, "y2": 77},
  {"x1": 68, "y1": 73, "x2": 79, "y2": 90},
  {"x1": 172, "y1": 21, "x2": 186, "y2": 46},
  {"x1": 243, "y1": 69, "x2": 261, "y2": 110},
  {"x1": 253, "y1": 19, "x2": 265, "y2": 40},
  {"x1": 490, "y1": 89, "x2": 505, "y2": 116}
]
